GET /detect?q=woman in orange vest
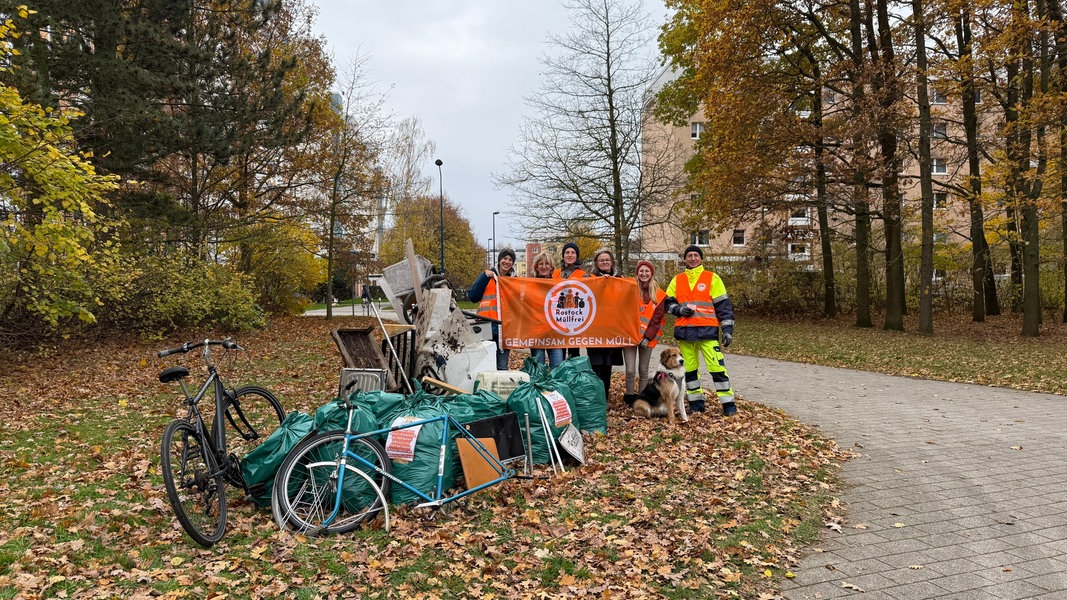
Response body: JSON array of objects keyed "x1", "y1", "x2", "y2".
[
  {"x1": 552, "y1": 242, "x2": 585, "y2": 359},
  {"x1": 468, "y1": 248, "x2": 516, "y2": 370},
  {"x1": 622, "y1": 260, "x2": 667, "y2": 396}
]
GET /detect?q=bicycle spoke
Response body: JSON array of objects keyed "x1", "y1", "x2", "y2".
[{"x1": 160, "y1": 420, "x2": 227, "y2": 547}]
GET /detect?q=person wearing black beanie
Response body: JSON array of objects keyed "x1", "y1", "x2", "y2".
[
  {"x1": 553, "y1": 242, "x2": 586, "y2": 359},
  {"x1": 662, "y1": 245, "x2": 738, "y2": 417},
  {"x1": 467, "y1": 248, "x2": 517, "y2": 369}
]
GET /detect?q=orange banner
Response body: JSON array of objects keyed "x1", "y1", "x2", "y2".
[{"x1": 497, "y1": 276, "x2": 641, "y2": 349}]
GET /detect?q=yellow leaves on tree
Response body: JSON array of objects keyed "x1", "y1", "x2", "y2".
[{"x1": 0, "y1": 18, "x2": 120, "y2": 329}]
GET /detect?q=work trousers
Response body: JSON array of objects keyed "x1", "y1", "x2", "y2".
[{"x1": 678, "y1": 339, "x2": 734, "y2": 410}]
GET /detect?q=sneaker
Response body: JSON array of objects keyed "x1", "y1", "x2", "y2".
[{"x1": 722, "y1": 402, "x2": 737, "y2": 417}]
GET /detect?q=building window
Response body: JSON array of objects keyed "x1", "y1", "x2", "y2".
[
  {"x1": 691, "y1": 122, "x2": 705, "y2": 139},
  {"x1": 732, "y1": 228, "x2": 746, "y2": 246},
  {"x1": 690, "y1": 230, "x2": 709, "y2": 245},
  {"x1": 932, "y1": 158, "x2": 947, "y2": 175},
  {"x1": 934, "y1": 192, "x2": 948, "y2": 209},
  {"x1": 788, "y1": 243, "x2": 810, "y2": 259},
  {"x1": 933, "y1": 268, "x2": 947, "y2": 281},
  {"x1": 932, "y1": 122, "x2": 948, "y2": 139},
  {"x1": 930, "y1": 87, "x2": 947, "y2": 104},
  {"x1": 789, "y1": 206, "x2": 811, "y2": 226}
]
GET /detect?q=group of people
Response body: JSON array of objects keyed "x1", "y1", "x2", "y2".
[{"x1": 468, "y1": 244, "x2": 737, "y2": 418}]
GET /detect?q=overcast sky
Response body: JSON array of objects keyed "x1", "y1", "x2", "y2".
[{"x1": 309, "y1": 0, "x2": 668, "y2": 259}]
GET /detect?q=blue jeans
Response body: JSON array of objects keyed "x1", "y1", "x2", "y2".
[
  {"x1": 496, "y1": 348, "x2": 511, "y2": 370},
  {"x1": 492, "y1": 322, "x2": 510, "y2": 370},
  {"x1": 530, "y1": 348, "x2": 564, "y2": 369}
]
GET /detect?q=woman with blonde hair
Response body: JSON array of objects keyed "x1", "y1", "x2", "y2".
[
  {"x1": 586, "y1": 248, "x2": 624, "y2": 398},
  {"x1": 529, "y1": 252, "x2": 563, "y2": 369},
  {"x1": 623, "y1": 260, "x2": 668, "y2": 395}
]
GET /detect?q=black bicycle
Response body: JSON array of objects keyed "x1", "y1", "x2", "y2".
[{"x1": 157, "y1": 338, "x2": 285, "y2": 547}]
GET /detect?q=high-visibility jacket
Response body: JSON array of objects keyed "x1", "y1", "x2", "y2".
[
  {"x1": 476, "y1": 277, "x2": 500, "y2": 320},
  {"x1": 552, "y1": 267, "x2": 586, "y2": 279},
  {"x1": 673, "y1": 270, "x2": 720, "y2": 328},
  {"x1": 639, "y1": 289, "x2": 666, "y2": 348}
]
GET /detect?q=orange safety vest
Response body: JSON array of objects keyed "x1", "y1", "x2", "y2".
[
  {"x1": 638, "y1": 289, "x2": 666, "y2": 348},
  {"x1": 476, "y1": 277, "x2": 500, "y2": 320},
  {"x1": 673, "y1": 271, "x2": 719, "y2": 328},
  {"x1": 552, "y1": 267, "x2": 586, "y2": 279}
]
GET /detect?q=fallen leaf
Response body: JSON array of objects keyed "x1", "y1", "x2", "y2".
[{"x1": 841, "y1": 581, "x2": 865, "y2": 592}]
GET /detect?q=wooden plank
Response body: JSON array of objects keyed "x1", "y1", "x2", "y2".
[
  {"x1": 455, "y1": 438, "x2": 501, "y2": 490},
  {"x1": 419, "y1": 376, "x2": 466, "y2": 396}
]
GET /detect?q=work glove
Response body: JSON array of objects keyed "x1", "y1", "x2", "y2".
[
  {"x1": 671, "y1": 305, "x2": 695, "y2": 318},
  {"x1": 638, "y1": 338, "x2": 649, "y2": 349},
  {"x1": 721, "y1": 332, "x2": 733, "y2": 349}
]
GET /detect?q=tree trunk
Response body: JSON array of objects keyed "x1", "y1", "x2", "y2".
[
  {"x1": 954, "y1": 7, "x2": 988, "y2": 322},
  {"x1": 850, "y1": 0, "x2": 872, "y2": 328},
  {"x1": 914, "y1": 0, "x2": 934, "y2": 334},
  {"x1": 812, "y1": 71, "x2": 836, "y2": 317},
  {"x1": 874, "y1": 0, "x2": 905, "y2": 331}
]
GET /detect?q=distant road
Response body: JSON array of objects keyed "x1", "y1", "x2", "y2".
[{"x1": 301, "y1": 303, "x2": 400, "y2": 322}]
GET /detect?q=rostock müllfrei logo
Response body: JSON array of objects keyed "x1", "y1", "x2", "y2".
[{"x1": 544, "y1": 280, "x2": 596, "y2": 335}]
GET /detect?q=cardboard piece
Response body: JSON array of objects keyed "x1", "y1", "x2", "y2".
[{"x1": 455, "y1": 437, "x2": 502, "y2": 490}]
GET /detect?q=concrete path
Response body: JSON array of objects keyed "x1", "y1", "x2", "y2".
[{"x1": 726, "y1": 354, "x2": 1067, "y2": 600}]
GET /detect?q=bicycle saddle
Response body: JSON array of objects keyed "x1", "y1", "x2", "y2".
[{"x1": 158, "y1": 366, "x2": 190, "y2": 383}]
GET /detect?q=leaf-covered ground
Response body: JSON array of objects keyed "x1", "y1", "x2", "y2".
[{"x1": 0, "y1": 316, "x2": 848, "y2": 599}]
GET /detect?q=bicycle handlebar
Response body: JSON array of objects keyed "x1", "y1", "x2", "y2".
[{"x1": 157, "y1": 338, "x2": 242, "y2": 358}]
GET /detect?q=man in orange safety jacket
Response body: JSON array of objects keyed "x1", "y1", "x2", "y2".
[{"x1": 663, "y1": 245, "x2": 737, "y2": 417}]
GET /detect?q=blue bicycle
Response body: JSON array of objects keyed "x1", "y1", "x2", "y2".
[{"x1": 272, "y1": 402, "x2": 513, "y2": 534}]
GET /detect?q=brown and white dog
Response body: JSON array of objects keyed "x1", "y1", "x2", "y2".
[{"x1": 622, "y1": 347, "x2": 688, "y2": 423}]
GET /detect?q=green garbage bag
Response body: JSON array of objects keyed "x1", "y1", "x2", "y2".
[
  {"x1": 240, "y1": 411, "x2": 314, "y2": 507},
  {"x1": 384, "y1": 401, "x2": 455, "y2": 505},
  {"x1": 506, "y1": 377, "x2": 578, "y2": 465},
  {"x1": 552, "y1": 356, "x2": 607, "y2": 434},
  {"x1": 448, "y1": 389, "x2": 508, "y2": 423},
  {"x1": 314, "y1": 397, "x2": 377, "y2": 434}
]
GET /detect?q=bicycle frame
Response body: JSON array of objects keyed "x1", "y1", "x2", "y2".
[
  {"x1": 174, "y1": 345, "x2": 236, "y2": 483},
  {"x1": 320, "y1": 412, "x2": 513, "y2": 529}
]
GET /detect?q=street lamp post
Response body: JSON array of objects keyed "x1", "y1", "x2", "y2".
[
  {"x1": 486, "y1": 238, "x2": 492, "y2": 268},
  {"x1": 492, "y1": 211, "x2": 500, "y2": 261},
  {"x1": 435, "y1": 159, "x2": 445, "y2": 275}
]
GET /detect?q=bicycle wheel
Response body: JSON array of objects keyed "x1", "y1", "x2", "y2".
[
  {"x1": 160, "y1": 420, "x2": 227, "y2": 547},
  {"x1": 224, "y1": 386, "x2": 285, "y2": 460},
  {"x1": 273, "y1": 431, "x2": 391, "y2": 534}
]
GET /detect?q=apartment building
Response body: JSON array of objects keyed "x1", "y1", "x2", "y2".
[{"x1": 637, "y1": 69, "x2": 986, "y2": 277}]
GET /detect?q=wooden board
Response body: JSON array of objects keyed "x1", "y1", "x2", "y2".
[
  {"x1": 420, "y1": 376, "x2": 466, "y2": 395},
  {"x1": 455, "y1": 438, "x2": 501, "y2": 490}
]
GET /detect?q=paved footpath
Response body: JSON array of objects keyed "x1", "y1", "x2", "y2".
[{"x1": 726, "y1": 354, "x2": 1067, "y2": 600}]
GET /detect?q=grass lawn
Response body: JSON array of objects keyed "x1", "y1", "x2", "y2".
[{"x1": 0, "y1": 311, "x2": 1062, "y2": 598}]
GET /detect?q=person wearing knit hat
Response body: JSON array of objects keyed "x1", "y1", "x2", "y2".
[
  {"x1": 622, "y1": 260, "x2": 668, "y2": 399},
  {"x1": 496, "y1": 248, "x2": 517, "y2": 271},
  {"x1": 467, "y1": 248, "x2": 517, "y2": 369},
  {"x1": 682, "y1": 245, "x2": 703, "y2": 260},
  {"x1": 662, "y1": 245, "x2": 738, "y2": 417},
  {"x1": 553, "y1": 242, "x2": 586, "y2": 359}
]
